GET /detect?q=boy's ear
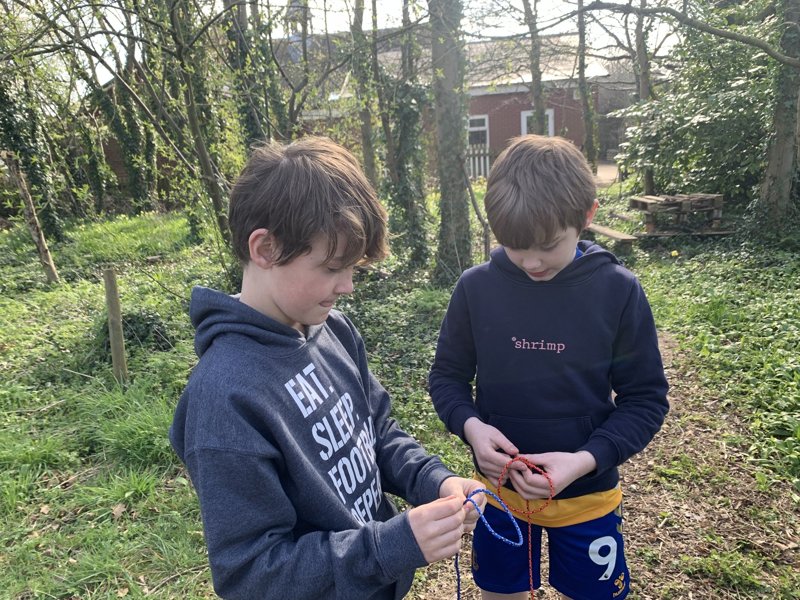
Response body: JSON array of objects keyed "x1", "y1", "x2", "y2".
[
  {"x1": 248, "y1": 228, "x2": 278, "y2": 268},
  {"x1": 584, "y1": 199, "x2": 600, "y2": 227}
]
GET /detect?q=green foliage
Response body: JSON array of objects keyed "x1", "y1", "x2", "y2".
[
  {"x1": 73, "y1": 376, "x2": 182, "y2": 467},
  {"x1": 90, "y1": 84, "x2": 155, "y2": 213},
  {"x1": 1, "y1": 210, "x2": 798, "y2": 596},
  {"x1": 680, "y1": 549, "x2": 770, "y2": 592},
  {"x1": 387, "y1": 80, "x2": 431, "y2": 269},
  {"x1": 617, "y1": 18, "x2": 779, "y2": 204},
  {"x1": 76, "y1": 121, "x2": 115, "y2": 213},
  {"x1": 56, "y1": 212, "x2": 190, "y2": 280},
  {"x1": 632, "y1": 237, "x2": 800, "y2": 490},
  {"x1": 85, "y1": 307, "x2": 176, "y2": 371},
  {"x1": 0, "y1": 75, "x2": 65, "y2": 240}
]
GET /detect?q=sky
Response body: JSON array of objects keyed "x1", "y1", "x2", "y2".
[
  {"x1": 303, "y1": 0, "x2": 577, "y2": 38},
  {"x1": 300, "y1": 0, "x2": 676, "y2": 53}
]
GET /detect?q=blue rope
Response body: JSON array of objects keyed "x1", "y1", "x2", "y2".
[{"x1": 455, "y1": 488, "x2": 524, "y2": 599}]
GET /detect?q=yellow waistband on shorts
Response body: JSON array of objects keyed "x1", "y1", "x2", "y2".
[{"x1": 476, "y1": 472, "x2": 622, "y2": 528}]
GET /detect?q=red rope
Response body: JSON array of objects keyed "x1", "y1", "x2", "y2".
[{"x1": 495, "y1": 456, "x2": 556, "y2": 598}]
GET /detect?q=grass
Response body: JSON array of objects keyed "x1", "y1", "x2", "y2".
[
  {"x1": 0, "y1": 200, "x2": 798, "y2": 597},
  {"x1": 632, "y1": 244, "x2": 800, "y2": 491}
]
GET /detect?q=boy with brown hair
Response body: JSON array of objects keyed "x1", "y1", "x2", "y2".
[
  {"x1": 429, "y1": 135, "x2": 669, "y2": 599},
  {"x1": 170, "y1": 136, "x2": 485, "y2": 600}
]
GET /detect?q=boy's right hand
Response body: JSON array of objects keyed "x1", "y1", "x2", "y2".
[
  {"x1": 463, "y1": 417, "x2": 519, "y2": 483},
  {"x1": 408, "y1": 496, "x2": 467, "y2": 563}
]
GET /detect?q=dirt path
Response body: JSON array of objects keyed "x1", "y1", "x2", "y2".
[{"x1": 411, "y1": 335, "x2": 800, "y2": 599}]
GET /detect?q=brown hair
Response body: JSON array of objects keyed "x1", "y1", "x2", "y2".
[
  {"x1": 228, "y1": 136, "x2": 388, "y2": 266},
  {"x1": 483, "y1": 135, "x2": 596, "y2": 248}
]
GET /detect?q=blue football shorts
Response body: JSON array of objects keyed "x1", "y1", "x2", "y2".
[{"x1": 471, "y1": 503, "x2": 629, "y2": 599}]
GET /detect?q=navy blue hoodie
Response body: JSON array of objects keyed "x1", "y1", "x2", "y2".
[
  {"x1": 429, "y1": 241, "x2": 669, "y2": 499},
  {"x1": 170, "y1": 287, "x2": 455, "y2": 599}
]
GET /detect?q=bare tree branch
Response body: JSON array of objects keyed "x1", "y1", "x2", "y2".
[{"x1": 582, "y1": 1, "x2": 800, "y2": 68}]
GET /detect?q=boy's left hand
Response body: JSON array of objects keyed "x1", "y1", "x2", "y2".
[
  {"x1": 507, "y1": 451, "x2": 597, "y2": 499},
  {"x1": 439, "y1": 476, "x2": 486, "y2": 532}
]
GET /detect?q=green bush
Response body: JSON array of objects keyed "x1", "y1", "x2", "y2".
[
  {"x1": 85, "y1": 307, "x2": 176, "y2": 370},
  {"x1": 617, "y1": 23, "x2": 778, "y2": 205}
]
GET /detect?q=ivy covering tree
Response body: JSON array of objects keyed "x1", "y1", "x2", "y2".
[
  {"x1": 429, "y1": 0, "x2": 471, "y2": 285},
  {"x1": 617, "y1": 19, "x2": 777, "y2": 204},
  {"x1": 0, "y1": 76, "x2": 65, "y2": 242},
  {"x1": 591, "y1": 0, "x2": 800, "y2": 229}
]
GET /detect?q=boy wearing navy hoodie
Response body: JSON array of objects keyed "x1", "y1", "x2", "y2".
[
  {"x1": 170, "y1": 137, "x2": 485, "y2": 600},
  {"x1": 429, "y1": 135, "x2": 669, "y2": 600}
]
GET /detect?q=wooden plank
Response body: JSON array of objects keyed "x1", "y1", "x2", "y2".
[
  {"x1": 586, "y1": 223, "x2": 637, "y2": 254},
  {"x1": 636, "y1": 229, "x2": 734, "y2": 238},
  {"x1": 629, "y1": 196, "x2": 665, "y2": 211},
  {"x1": 587, "y1": 223, "x2": 637, "y2": 241}
]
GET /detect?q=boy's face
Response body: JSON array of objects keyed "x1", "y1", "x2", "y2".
[
  {"x1": 254, "y1": 232, "x2": 355, "y2": 332},
  {"x1": 504, "y1": 226, "x2": 582, "y2": 282}
]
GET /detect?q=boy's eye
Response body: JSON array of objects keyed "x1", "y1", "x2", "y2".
[
  {"x1": 326, "y1": 263, "x2": 351, "y2": 273},
  {"x1": 539, "y1": 239, "x2": 562, "y2": 251}
]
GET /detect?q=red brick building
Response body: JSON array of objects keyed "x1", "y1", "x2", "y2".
[{"x1": 462, "y1": 36, "x2": 609, "y2": 177}]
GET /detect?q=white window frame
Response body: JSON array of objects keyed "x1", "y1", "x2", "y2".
[
  {"x1": 467, "y1": 114, "x2": 489, "y2": 146},
  {"x1": 520, "y1": 108, "x2": 555, "y2": 137}
]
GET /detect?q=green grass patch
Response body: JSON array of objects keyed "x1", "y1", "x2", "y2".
[
  {"x1": 680, "y1": 549, "x2": 770, "y2": 592},
  {"x1": 591, "y1": 187, "x2": 800, "y2": 491},
  {"x1": 1, "y1": 206, "x2": 798, "y2": 596},
  {"x1": 633, "y1": 245, "x2": 800, "y2": 490}
]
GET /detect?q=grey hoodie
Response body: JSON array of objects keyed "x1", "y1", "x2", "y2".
[{"x1": 170, "y1": 287, "x2": 455, "y2": 599}]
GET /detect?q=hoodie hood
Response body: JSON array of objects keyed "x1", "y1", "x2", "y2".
[
  {"x1": 490, "y1": 239, "x2": 619, "y2": 286},
  {"x1": 189, "y1": 286, "x2": 326, "y2": 358}
]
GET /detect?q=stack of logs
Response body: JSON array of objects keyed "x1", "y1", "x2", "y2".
[{"x1": 629, "y1": 193, "x2": 725, "y2": 235}]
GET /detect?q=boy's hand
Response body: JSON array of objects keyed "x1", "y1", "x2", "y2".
[
  {"x1": 463, "y1": 417, "x2": 519, "y2": 483},
  {"x1": 507, "y1": 450, "x2": 597, "y2": 499},
  {"x1": 439, "y1": 476, "x2": 486, "y2": 533},
  {"x1": 407, "y1": 496, "x2": 467, "y2": 563}
]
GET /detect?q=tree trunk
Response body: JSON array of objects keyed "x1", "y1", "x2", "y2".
[
  {"x1": 121, "y1": 9, "x2": 155, "y2": 211},
  {"x1": 170, "y1": 0, "x2": 231, "y2": 245},
  {"x1": 521, "y1": 0, "x2": 546, "y2": 135},
  {"x1": 760, "y1": 0, "x2": 800, "y2": 225},
  {"x1": 429, "y1": 0, "x2": 471, "y2": 284},
  {"x1": 2, "y1": 152, "x2": 60, "y2": 284},
  {"x1": 225, "y1": 0, "x2": 266, "y2": 147},
  {"x1": 389, "y1": 0, "x2": 429, "y2": 268},
  {"x1": 578, "y1": 0, "x2": 598, "y2": 172},
  {"x1": 635, "y1": 0, "x2": 656, "y2": 194},
  {"x1": 251, "y1": 0, "x2": 290, "y2": 141},
  {"x1": 350, "y1": 0, "x2": 377, "y2": 186},
  {"x1": 372, "y1": 0, "x2": 399, "y2": 186},
  {"x1": 0, "y1": 76, "x2": 64, "y2": 241}
]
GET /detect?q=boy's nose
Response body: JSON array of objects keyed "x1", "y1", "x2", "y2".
[
  {"x1": 335, "y1": 272, "x2": 354, "y2": 295},
  {"x1": 523, "y1": 255, "x2": 543, "y2": 269}
]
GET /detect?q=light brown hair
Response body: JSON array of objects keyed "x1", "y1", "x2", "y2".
[
  {"x1": 228, "y1": 136, "x2": 388, "y2": 266},
  {"x1": 484, "y1": 135, "x2": 596, "y2": 248}
]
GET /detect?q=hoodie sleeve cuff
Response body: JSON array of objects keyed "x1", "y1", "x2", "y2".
[
  {"x1": 374, "y1": 511, "x2": 428, "y2": 580},
  {"x1": 577, "y1": 435, "x2": 621, "y2": 475},
  {"x1": 449, "y1": 404, "x2": 482, "y2": 442}
]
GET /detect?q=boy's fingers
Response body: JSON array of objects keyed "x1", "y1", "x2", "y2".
[
  {"x1": 493, "y1": 436, "x2": 518, "y2": 456},
  {"x1": 426, "y1": 496, "x2": 465, "y2": 518},
  {"x1": 509, "y1": 470, "x2": 533, "y2": 490},
  {"x1": 506, "y1": 461, "x2": 529, "y2": 472}
]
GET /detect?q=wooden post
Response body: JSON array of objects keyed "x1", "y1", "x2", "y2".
[
  {"x1": 1, "y1": 151, "x2": 60, "y2": 283},
  {"x1": 103, "y1": 268, "x2": 128, "y2": 385}
]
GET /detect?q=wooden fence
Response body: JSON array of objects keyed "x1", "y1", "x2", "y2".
[{"x1": 465, "y1": 144, "x2": 492, "y2": 180}]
